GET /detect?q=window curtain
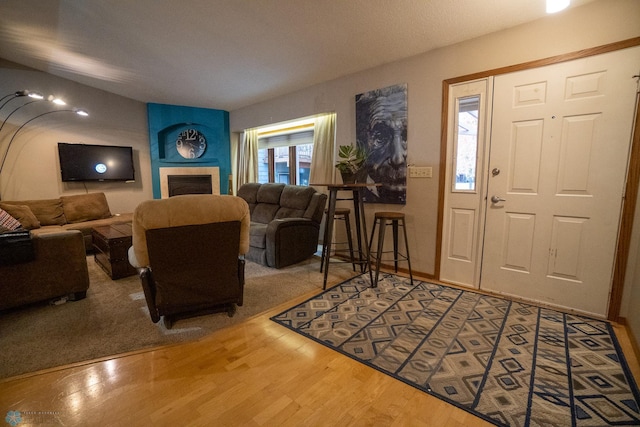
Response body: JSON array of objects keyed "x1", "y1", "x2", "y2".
[
  {"x1": 309, "y1": 112, "x2": 336, "y2": 187},
  {"x1": 237, "y1": 129, "x2": 259, "y2": 188}
]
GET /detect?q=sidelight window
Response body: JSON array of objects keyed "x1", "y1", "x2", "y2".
[{"x1": 453, "y1": 96, "x2": 480, "y2": 191}]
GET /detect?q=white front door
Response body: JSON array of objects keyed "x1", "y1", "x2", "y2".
[{"x1": 480, "y1": 47, "x2": 640, "y2": 317}]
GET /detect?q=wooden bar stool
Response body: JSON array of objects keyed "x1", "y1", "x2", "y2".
[
  {"x1": 321, "y1": 207, "x2": 356, "y2": 272},
  {"x1": 368, "y1": 211, "x2": 413, "y2": 287}
]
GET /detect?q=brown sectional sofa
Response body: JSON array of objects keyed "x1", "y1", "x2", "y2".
[
  {"x1": 0, "y1": 192, "x2": 132, "y2": 311},
  {"x1": 0, "y1": 192, "x2": 133, "y2": 252},
  {"x1": 0, "y1": 230, "x2": 90, "y2": 311}
]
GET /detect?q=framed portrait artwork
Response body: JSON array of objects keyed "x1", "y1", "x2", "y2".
[{"x1": 355, "y1": 83, "x2": 408, "y2": 204}]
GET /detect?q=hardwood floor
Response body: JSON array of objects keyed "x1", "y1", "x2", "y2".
[{"x1": 1, "y1": 278, "x2": 639, "y2": 427}]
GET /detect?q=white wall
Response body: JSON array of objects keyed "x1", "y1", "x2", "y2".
[
  {"x1": 0, "y1": 60, "x2": 152, "y2": 213},
  {"x1": 230, "y1": 0, "x2": 640, "y2": 278}
]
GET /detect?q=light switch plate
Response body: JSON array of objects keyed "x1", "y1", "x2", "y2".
[{"x1": 409, "y1": 166, "x2": 432, "y2": 178}]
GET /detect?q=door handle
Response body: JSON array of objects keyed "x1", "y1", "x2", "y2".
[{"x1": 491, "y1": 195, "x2": 506, "y2": 203}]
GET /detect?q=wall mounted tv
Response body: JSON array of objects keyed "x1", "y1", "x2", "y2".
[{"x1": 58, "y1": 143, "x2": 135, "y2": 182}]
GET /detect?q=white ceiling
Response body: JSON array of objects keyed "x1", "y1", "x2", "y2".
[{"x1": 0, "y1": 0, "x2": 594, "y2": 111}]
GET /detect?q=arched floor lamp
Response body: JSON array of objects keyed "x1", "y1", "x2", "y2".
[
  {"x1": 0, "y1": 90, "x2": 30, "y2": 111},
  {"x1": 0, "y1": 92, "x2": 64, "y2": 137},
  {"x1": 0, "y1": 99, "x2": 45, "y2": 135},
  {"x1": 0, "y1": 108, "x2": 89, "y2": 175},
  {"x1": 0, "y1": 90, "x2": 43, "y2": 114}
]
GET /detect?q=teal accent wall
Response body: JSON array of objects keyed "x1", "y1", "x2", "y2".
[{"x1": 147, "y1": 103, "x2": 230, "y2": 198}]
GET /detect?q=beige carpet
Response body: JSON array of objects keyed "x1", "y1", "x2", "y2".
[{"x1": 0, "y1": 255, "x2": 356, "y2": 379}]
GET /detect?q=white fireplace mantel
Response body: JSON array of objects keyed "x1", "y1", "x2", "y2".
[{"x1": 159, "y1": 167, "x2": 220, "y2": 198}]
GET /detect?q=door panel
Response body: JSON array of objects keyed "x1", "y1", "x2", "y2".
[
  {"x1": 557, "y1": 114, "x2": 598, "y2": 194},
  {"x1": 547, "y1": 215, "x2": 586, "y2": 281},
  {"x1": 509, "y1": 120, "x2": 543, "y2": 193},
  {"x1": 502, "y1": 212, "x2": 535, "y2": 272},
  {"x1": 439, "y1": 80, "x2": 491, "y2": 287},
  {"x1": 480, "y1": 46, "x2": 640, "y2": 317},
  {"x1": 448, "y1": 208, "x2": 475, "y2": 261}
]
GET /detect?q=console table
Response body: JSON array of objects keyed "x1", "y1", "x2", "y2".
[
  {"x1": 312, "y1": 183, "x2": 378, "y2": 289},
  {"x1": 92, "y1": 223, "x2": 138, "y2": 279}
]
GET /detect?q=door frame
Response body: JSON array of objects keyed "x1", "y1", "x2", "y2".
[{"x1": 436, "y1": 37, "x2": 640, "y2": 321}]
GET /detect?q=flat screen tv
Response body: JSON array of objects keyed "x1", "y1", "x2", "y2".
[{"x1": 58, "y1": 143, "x2": 135, "y2": 182}]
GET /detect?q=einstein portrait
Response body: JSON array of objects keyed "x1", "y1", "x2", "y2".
[{"x1": 355, "y1": 83, "x2": 407, "y2": 204}]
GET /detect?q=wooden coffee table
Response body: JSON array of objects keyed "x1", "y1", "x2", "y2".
[{"x1": 92, "y1": 223, "x2": 138, "y2": 279}]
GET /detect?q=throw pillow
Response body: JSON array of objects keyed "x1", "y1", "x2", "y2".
[
  {"x1": 0, "y1": 199, "x2": 66, "y2": 225},
  {"x1": 0, "y1": 208, "x2": 21, "y2": 230},
  {"x1": 0, "y1": 204, "x2": 41, "y2": 230}
]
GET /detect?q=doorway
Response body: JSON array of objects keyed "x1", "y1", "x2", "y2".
[{"x1": 439, "y1": 44, "x2": 640, "y2": 318}]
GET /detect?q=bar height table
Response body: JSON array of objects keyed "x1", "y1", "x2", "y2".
[{"x1": 312, "y1": 183, "x2": 378, "y2": 289}]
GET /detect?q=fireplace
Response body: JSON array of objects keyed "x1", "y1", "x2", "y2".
[
  {"x1": 167, "y1": 175, "x2": 213, "y2": 197},
  {"x1": 159, "y1": 167, "x2": 220, "y2": 198}
]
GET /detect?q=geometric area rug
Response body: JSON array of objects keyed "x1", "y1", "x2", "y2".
[{"x1": 271, "y1": 273, "x2": 640, "y2": 426}]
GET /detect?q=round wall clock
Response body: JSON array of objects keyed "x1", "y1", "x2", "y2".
[{"x1": 176, "y1": 129, "x2": 207, "y2": 159}]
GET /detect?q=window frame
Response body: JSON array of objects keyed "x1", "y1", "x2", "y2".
[{"x1": 258, "y1": 127, "x2": 314, "y2": 186}]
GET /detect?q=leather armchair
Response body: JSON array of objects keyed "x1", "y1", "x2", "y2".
[{"x1": 128, "y1": 194, "x2": 250, "y2": 328}]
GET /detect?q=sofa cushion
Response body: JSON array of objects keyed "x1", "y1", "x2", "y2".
[
  {"x1": 250, "y1": 183, "x2": 285, "y2": 223},
  {"x1": 29, "y1": 225, "x2": 66, "y2": 236},
  {"x1": 0, "y1": 204, "x2": 41, "y2": 230},
  {"x1": 275, "y1": 186, "x2": 315, "y2": 219},
  {"x1": 0, "y1": 207, "x2": 22, "y2": 230},
  {"x1": 1, "y1": 199, "x2": 66, "y2": 226},
  {"x1": 256, "y1": 183, "x2": 285, "y2": 204},
  {"x1": 63, "y1": 213, "x2": 134, "y2": 232},
  {"x1": 252, "y1": 203, "x2": 280, "y2": 224},
  {"x1": 236, "y1": 182, "x2": 261, "y2": 213},
  {"x1": 61, "y1": 193, "x2": 112, "y2": 223}
]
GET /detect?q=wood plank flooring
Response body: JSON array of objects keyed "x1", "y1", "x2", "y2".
[{"x1": 1, "y1": 276, "x2": 638, "y2": 426}]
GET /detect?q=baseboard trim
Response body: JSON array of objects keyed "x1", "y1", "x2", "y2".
[{"x1": 620, "y1": 317, "x2": 640, "y2": 369}]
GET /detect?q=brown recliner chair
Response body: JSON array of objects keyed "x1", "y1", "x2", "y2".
[{"x1": 128, "y1": 194, "x2": 250, "y2": 328}]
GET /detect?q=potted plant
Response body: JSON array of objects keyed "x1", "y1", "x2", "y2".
[{"x1": 335, "y1": 145, "x2": 367, "y2": 184}]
